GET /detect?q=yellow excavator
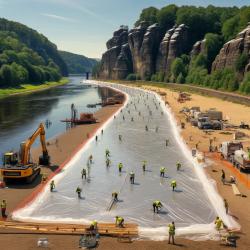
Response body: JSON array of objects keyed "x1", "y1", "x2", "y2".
[{"x1": 0, "y1": 123, "x2": 50, "y2": 183}]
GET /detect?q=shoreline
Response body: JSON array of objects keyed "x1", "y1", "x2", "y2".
[{"x1": 0, "y1": 78, "x2": 69, "y2": 99}]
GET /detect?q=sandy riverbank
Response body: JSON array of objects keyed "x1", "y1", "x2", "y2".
[{"x1": 1, "y1": 82, "x2": 250, "y2": 249}]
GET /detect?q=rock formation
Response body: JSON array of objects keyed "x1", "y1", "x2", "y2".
[
  {"x1": 156, "y1": 24, "x2": 189, "y2": 76},
  {"x1": 190, "y1": 39, "x2": 206, "y2": 58},
  {"x1": 99, "y1": 26, "x2": 132, "y2": 79},
  {"x1": 212, "y1": 23, "x2": 250, "y2": 75}
]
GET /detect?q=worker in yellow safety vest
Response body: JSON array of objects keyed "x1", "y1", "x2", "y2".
[
  {"x1": 50, "y1": 180, "x2": 55, "y2": 192},
  {"x1": 153, "y1": 200, "x2": 162, "y2": 213},
  {"x1": 115, "y1": 216, "x2": 124, "y2": 227},
  {"x1": 215, "y1": 216, "x2": 224, "y2": 231},
  {"x1": 168, "y1": 221, "x2": 175, "y2": 244},
  {"x1": 1, "y1": 199, "x2": 7, "y2": 218},
  {"x1": 89, "y1": 220, "x2": 98, "y2": 231},
  {"x1": 118, "y1": 163, "x2": 123, "y2": 173},
  {"x1": 160, "y1": 167, "x2": 166, "y2": 177},
  {"x1": 171, "y1": 180, "x2": 177, "y2": 191}
]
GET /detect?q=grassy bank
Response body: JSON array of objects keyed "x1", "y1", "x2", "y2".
[{"x1": 0, "y1": 78, "x2": 69, "y2": 99}]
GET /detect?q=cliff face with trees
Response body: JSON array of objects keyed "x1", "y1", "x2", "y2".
[
  {"x1": 0, "y1": 18, "x2": 68, "y2": 87},
  {"x1": 98, "y1": 5, "x2": 250, "y2": 94}
]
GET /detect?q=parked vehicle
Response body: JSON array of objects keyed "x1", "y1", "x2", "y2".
[
  {"x1": 220, "y1": 141, "x2": 243, "y2": 160},
  {"x1": 233, "y1": 149, "x2": 250, "y2": 171}
]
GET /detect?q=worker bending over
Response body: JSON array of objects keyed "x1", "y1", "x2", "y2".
[
  {"x1": 81, "y1": 168, "x2": 87, "y2": 179},
  {"x1": 153, "y1": 200, "x2": 162, "y2": 213},
  {"x1": 115, "y1": 216, "x2": 124, "y2": 227},
  {"x1": 176, "y1": 162, "x2": 181, "y2": 171},
  {"x1": 1, "y1": 200, "x2": 7, "y2": 218},
  {"x1": 105, "y1": 149, "x2": 110, "y2": 158},
  {"x1": 112, "y1": 192, "x2": 118, "y2": 202},
  {"x1": 130, "y1": 171, "x2": 135, "y2": 184},
  {"x1": 171, "y1": 180, "x2": 177, "y2": 191},
  {"x1": 168, "y1": 222, "x2": 175, "y2": 245},
  {"x1": 215, "y1": 216, "x2": 224, "y2": 231},
  {"x1": 89, "y1": 220, "x2": 98, "y2": 232},
  {"x1": 76, "y1": 186, "x2": 82, "y2": 199},
  {"x1": 50, "y1": 180, "x2": 55, "y2": 192},
  {"x1": 160, "y1": 167, "x2": 166, "y2": 177}
]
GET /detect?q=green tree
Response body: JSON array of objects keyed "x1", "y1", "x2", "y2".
[
  {"x1": 157, "y1": 5, "x2": 178, "y2": 31},
  {"x1": 171, "y1": 58, "x2": 185, "y2": 82},
  {"x1": 235, "y1": 53, "x2": 248, "y2": 72},
  {"x1": 135, "y1": 7, "x2": 159, "y2": 26}
]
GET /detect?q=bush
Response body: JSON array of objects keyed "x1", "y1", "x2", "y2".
[
  {"x1": 176, "y1": 73, "x2": 185, "y2": 83},
  {"x1": 239, "y1": 73, "x2": 250, "y2": 94},
  {"x1": 235, "y1": 53, "x2": 248, "y2": 72},
  {"x1": 126, "y1": 73, "x2": 139, "y2": 81},
  {"x1": 151, "y1": 72, "x2": 165, "y2": 82}
]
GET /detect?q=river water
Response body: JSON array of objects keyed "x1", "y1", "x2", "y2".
[
  {"x1": 12, "y1": 81, "x2": 239, "y2": 240},
  {"x1": 0, "y1": 76, "x2": 103, "y2": 163}
]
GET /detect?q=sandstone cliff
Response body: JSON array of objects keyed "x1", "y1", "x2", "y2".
[{"x1": 212, "y1": 23, "x2": 250, "y2": 75}]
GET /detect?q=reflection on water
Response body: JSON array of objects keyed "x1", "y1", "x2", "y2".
[{"x1": 0, "y1": 77, "x2": 109, "y2": 163}]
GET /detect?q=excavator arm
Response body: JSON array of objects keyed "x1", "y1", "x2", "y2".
[{"x1": 21, "y1": 123, "x2": 50, "y2": 166}]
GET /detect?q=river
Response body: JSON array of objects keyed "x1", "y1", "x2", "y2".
[{"x1": 0, "y1": 76, "x2": 103, "y2": 163}]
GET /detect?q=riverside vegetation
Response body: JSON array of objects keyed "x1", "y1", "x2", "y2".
[{"x1": 97, "y1": 5, "x2": 250, "y2": 94}]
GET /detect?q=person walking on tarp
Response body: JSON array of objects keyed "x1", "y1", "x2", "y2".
[
  {"x1": 153, "y1": 200, "x2": 162, "y2": 213},
  {"x1": 118, "y1": 163, "x2": 123, "y2": 173},
  {"x1": 160, "y1": 167, "x2": 166, "y2": 177},
  {"x1": 142, "y1": 161, "x2": 147, "y2": 172},
  {"x1": 105, "y1": 149, "x2": 110, "y2": 158},
  {"x1": 89, "y1": 155, "x2": 93, "y2": 164},
  {"x1": 176, "y1": 162, "x2": 181, "y2": 171},
  {"x1": 224, "y1": 199, "x2": 229, "y2": 214},
  {"x1": 119, "y1": 135, "x2": 122, "y2": 141},
  {"x1": 130, "y1": 171, "x2": 135, "y2": 184},
  {"x1": 50, "y1": 180, "x2": 55, "y2": 192},
  {"x1": 166, "y1": 139, "x2": 169, "y2": 147},
  {"x1": 115, "y1": 216, "x2": 124, "y2": 227},
  {"x1": 1, "y1": 200, "x2": 7, "y2": 218},
  {"x1": 215, "y1": 216, "x2": 224, "y2": 231},
  {"x1": 168, "y1": 221, "x2": 175, "y2": 245},
  {"x1": 112, "y1": 192, "x2": 118, "y2": 202},
  {"x1": 81, "y1": 168, "x2": 87, "y2": 179},
  {"x1": 171, "y1": 180, "x2": 177, "y2": 191},
  {"x1": 76, "y1": 186, "x2": 82, "y2": 199},
  {"x1": 106, "y1": 158, "x2": 111, "y2": 167},
  {"x1": 89, "y1": 220, "x2": 98, "y2": 233}
]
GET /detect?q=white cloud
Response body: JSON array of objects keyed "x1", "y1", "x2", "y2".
[{"x1": 41, "y1": 13, "x2": 77, "y2": 23}]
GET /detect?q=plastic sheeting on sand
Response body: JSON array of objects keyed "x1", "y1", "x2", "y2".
[{"x1": 13, "y1": 82, "x2": 240, "y2": 240}]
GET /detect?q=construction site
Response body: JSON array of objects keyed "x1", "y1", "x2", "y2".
[{"x1": 0, "y1": 79, "x2": 250, "y2": 249}]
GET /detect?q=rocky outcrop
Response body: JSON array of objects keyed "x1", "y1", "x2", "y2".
[
  {"x1": 212, "y1": 23, "x2": 250, "y2": 75},
  {"x1": 99, "y1": 23, "x2": 190, "y2": 80},
  {"x1": 190, "y1": 39, "x2": 206, "y2": 58},
  {"x1": 156, "y1": 24, "x2": 189, "y2": 76},
  {"x1": 100, "y1": 26, "x2": 132, "y2": 79}
]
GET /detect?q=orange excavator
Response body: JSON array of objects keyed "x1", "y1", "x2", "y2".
[{"x1": 0, "y1": 123, "x2": 50, "y2": 183}]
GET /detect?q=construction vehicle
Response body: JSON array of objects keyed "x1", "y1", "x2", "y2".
[
  {"x1": 233, "y1": 149, "x2": 250, "y2": 171},
  {"x1": 0, "y1": 123, "x2": 50, "y2": 183},
  {"x1": 61, "y1": 113, "x2": 97, "y2": 124},
  {"x1": 239, "y1": 122, "x2": 249, "y2": 129},
  {"x1": 220, "y1": 141, "x2": 243, "y2": 161}
]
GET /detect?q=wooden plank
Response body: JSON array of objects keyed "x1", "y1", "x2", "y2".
[{"x1": 232, "y1": 184, "x2": 241, "y2": 196}]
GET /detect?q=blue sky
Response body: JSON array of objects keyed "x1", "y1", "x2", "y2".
[{"x1": 0, "y1": 0, "x2": 248, "y2": 58}]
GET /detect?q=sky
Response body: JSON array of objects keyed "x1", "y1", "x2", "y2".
[{"x1": 0, "y1": 0, "x2": 248, "y2": 58}]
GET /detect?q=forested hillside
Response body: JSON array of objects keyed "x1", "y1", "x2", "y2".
[
  {"x1": 59, "y1": 51, "x2": 97, "y2": 74},
  {"x1": 0, "y1": 18, "x2": 68, "y2": 87},
  {"x1": 98, "y1": 5, "x2": 250, "y2": 94}
]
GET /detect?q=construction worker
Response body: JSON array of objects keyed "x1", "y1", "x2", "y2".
[
  {"x1": 224, "y1": 199, "x2": 229, "y2": 214},
  {"x1": 81, "y1": 168, "x2": 87, "y2": 179},
  {"x1": 95, "y1": 135, "x2": 98, "y2": 142},
  {"x1": 115, "y1": 216, "x2": 124, "y2": 227},
  {"x1": 112, "y1": 192, "x2": 118, "y2": 202},
  {"x1": 160, "y1": 167, "x2": 166, "y2": 177},
  {"x1": 176, "y1": 162, "x2": 181, "y2": 171},
  {"x1": 142, "y1": 161, "x2": 146, "y2": 172},
  {"x1": 131, "y1": 117, "x2": 134, "y2": 122},
  {"x1": 76, "y1": 186, "x2": 82, "y2": 199},
  {"x1": 42, "y1": 173, "x2": 47, "y2": 183},
  {"x1": 166, "y1": 139, "x2": 169, "y2": 147},
  {"x1": 168, "y1": 221, "x2": 175, "y2": 245},
  {"x1": 1, "y1": 199, "x2": 7, "y2": 218},
  {"x1": 89, "y1": 155, "x2": 93, "y2": 164},
  {"x1": 119, "y1": 135, "x2": 122, "y2": 141},
  {"x1": 171, "y1": 180, "x2": 177, "y2": 191},
  {"x1": 145, "y1": 125, "x2": 148, "y2": 131},
  {"x1": 105, "y1": 149, "x2": 110, "y2": 158},
  {"x1": 50, "y1": 180, "x2": 55, "y2": 192},
  {"x1": 106, "y1": 158, "x2": 111, "y2": 167},
  {"x1": 89, "y1": 220, "x2": 98, "y2": 232},
  {"x1": 153, "y1": 200, "x2": 162, "y2": 213},
  {"x1": 214, "y1": 216, "x2": 223, "y2": 231},
  {"x1": 155, "y1": 126, "x2": 159, "y2": 133},
  {"x1": 130, "y1": 171, "x2": 135, "y2": 184},
  {"x1": 118, "y1": 163, "x2": 123, "y2": 173}
]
